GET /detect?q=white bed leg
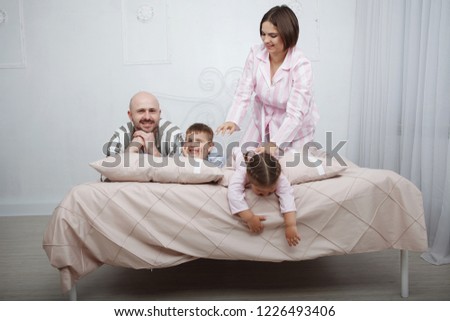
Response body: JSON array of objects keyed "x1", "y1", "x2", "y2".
[
  {"x1": 400, "y1": 250, "x2": 409, "y2": 298},
  {"x1": 69, "y1": 285, "x2": 77, "y2": 301}
]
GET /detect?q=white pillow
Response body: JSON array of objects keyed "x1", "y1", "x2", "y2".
[
  {"x1": 279, "y1": 149, "x2": 347, "y2": 184},
  {"x1": 90, "y1": 153, "x2": 223, "y2": 184}
]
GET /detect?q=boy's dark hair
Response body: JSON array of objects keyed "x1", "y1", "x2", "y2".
[
  {"x1": 186, "y1": 123, "x2": 214, "y2": 142},
  {"x1": 260, "y1": 5, "x2": 299, "y2": 50},
  {"x1": 244, "y1": 152, "x2": 281, "y2": 187}
]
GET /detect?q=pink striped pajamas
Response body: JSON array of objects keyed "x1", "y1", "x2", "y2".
[{"x1": 226, "y1": 44, "x2": 319, "y2": 151}]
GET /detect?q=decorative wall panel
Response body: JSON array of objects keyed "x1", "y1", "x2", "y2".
[
  {"x1": 122, "y1": 0, "x2": 169, "y2": 64},
  {"x1": 0, "y1": 0, "x2": 26, "y2": 68}
]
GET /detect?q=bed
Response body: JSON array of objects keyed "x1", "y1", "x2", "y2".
[{"x1": 42, "y1": 150, "x2": 428, "y2": 300}]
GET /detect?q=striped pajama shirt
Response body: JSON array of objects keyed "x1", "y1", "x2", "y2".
[
  {"x1": 104, "y1": 119, "x2": 183, "y2": 157},
  {"x1": 226, "y1": 44, "x2": 320, "y2": 152}
]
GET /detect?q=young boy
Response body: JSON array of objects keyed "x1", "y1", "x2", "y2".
[{"x1": 182, "y1": 123, "x2": 223, "y2": 167}]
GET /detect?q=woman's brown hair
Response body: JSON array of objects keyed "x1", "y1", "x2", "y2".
[{"x1": 260, "y1": 5, "x2": 299, "y2": 50}]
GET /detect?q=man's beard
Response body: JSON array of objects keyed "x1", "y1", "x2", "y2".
[{"x1": 136, "y1": 120, "x2": 156, "y2": 133}]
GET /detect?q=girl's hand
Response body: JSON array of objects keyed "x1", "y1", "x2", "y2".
[
  {"x1": 283, "y1": 212, "x2": 300, "y2": 246},
  {"x1": 238, "y1": 210, "x2": 266, "y2": 233},
  {"x1": 216, "y1": 122, "x2": 237, "y2": 135},
  {"x1": 285, "y1": 225, "x2": 301, "y2": 246},
  {"x1": 245, "y1": 214, "x2": 266, "y2": 233}
]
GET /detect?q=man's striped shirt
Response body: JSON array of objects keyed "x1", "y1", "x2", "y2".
[{"x1": 104, "y1": 119, "x2": 183, "y2": 156}]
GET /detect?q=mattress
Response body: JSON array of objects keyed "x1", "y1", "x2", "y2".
[{"x1": 43, "y1": 165, "x2": 428, "y2": 293}]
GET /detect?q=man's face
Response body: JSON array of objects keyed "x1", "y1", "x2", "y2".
[
  {"x1": 184, "y1": 131, "x2": 213, "y2": 160},
  {"x1": 128, "y1": 93, "x2": 161, "y2": 133}
]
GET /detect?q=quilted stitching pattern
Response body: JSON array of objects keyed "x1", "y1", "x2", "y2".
[{"x1": 43, "y1": 167, "x2": 428, "y2": 293}]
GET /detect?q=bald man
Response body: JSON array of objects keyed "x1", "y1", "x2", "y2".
[{"x1": 105, "y1": 91, "x2": 183, "y2": 157}]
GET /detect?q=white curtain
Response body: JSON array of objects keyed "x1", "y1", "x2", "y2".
[{"x1": 347, "y1": 0, "x2": 450, "y2": 264}]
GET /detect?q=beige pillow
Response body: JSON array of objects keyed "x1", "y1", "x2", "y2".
[
  {"x1": 279, "y1": 149, "x2": 347, "y2": 184},
  {"x1": 219, "y1": 148, "x2": 347, "y2": 187},
  {"x1": 218, "y1": 168, "x2": 235, "y2": 187},
  {"x1": 90, "y1": 153, "x2": 223, "y2": 184}
]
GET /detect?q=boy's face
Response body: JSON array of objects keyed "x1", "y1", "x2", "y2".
[{"x1": 183, "y1": 131, "x2": 213, "y2": 160}]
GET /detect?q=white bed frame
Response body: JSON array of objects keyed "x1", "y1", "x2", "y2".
[{"x1": 66, "y1": 249, "x2": 410, "y2": 301}]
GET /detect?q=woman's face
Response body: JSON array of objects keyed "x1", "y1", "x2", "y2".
[{"x1": 260, "y1": 21, "x2": 285, "y2": 55}]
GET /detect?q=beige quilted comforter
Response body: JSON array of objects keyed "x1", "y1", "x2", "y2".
[{"x1": 43, "y1": 166, "x2": 428, "y2": 293}]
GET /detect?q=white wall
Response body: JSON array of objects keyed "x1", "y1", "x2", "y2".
[{"x1": 0, "y1": 0, "x2": 356, "y2": 216}]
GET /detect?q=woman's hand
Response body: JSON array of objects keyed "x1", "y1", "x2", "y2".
[
  {"x1": 255, "y1": 142, "x2": 279, "y2": 156},
  {"x1": 216, "y1": 122, "x2": 237, "y2": 135}
]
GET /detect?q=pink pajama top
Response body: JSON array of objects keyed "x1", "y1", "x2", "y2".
[
  {"x1": 226, "y1": 44, "x2": 319, "y2": 151},
  {"x1": 227, "y1": 151, "x2": 296, "y2": 215}
]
